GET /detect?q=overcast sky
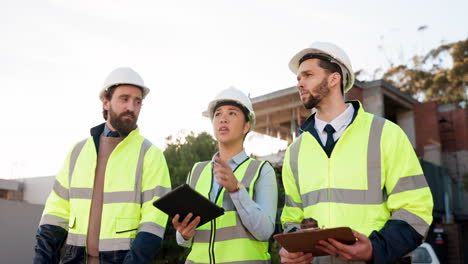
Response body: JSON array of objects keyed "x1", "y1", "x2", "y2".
[{"x1": 2, "y1": 0, "x2": 467, "y2": 179}]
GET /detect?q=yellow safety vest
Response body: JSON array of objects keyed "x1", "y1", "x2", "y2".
[
  {"x1": 185, "y1": 158, "x2": 271, "y2": 264},
  {"x1": 281, "y1": 103, "x2": 433, "y2": 237},
  {"x1": 40, "y1": 128, "x2": 171, "y2": 251}
]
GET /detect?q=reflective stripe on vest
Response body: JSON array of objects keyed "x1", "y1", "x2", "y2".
[
  {"x1": 285, "y1": 114, "x2": 430, "y2": 236},
  {"x1": 186, "y1": 159, "x2": 271, "y2": 264},
  {"x1": 41, "y1": 137, "x2": 170, "y2": 251},
  {"x1": 55, "y1": 139, "x2": 159, "y2": 204},
  {"x1": 66, "y1": 233, "x2": 136, "y2": 252},
  {"x1": 287, "y1": 115, "x2": 386, "y2": 206}
]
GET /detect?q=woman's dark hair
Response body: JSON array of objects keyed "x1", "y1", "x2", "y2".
[{"x1": 213, "y1": 100, "x2": 250, "y2": 122}]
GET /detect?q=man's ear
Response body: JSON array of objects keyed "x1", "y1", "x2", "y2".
[
  {"x1": 328, "y1": 72, "x2": 341, "y2": 90},
  {"x1": 103, "y1": 98, "x2": 110, "y2": 111}
]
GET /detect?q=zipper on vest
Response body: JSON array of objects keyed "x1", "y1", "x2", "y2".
[
  {"x1": 208, "y1": 164, "x2": 216, "y2": 264},
  {"x1": 206, "y1": 157, "x2": 249, "y2": 264},
  {"x1": 209, "y1": 220, "x2": 216, "y2": 264},
  {"x1": 328, "y1": 159, "x2": 331, "y2": 226}
]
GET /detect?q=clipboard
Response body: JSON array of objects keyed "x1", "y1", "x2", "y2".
[
  {"x1": 153, "y1": 184, "x2": 224, "y2": 227},
  {"x1": 273, "y1": 227, "x2": 356, "y2": 256}
]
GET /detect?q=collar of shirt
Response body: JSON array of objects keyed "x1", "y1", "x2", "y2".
[
  {"x1": 315, "y1": 103, "x2": 354, "y2": 134},
  {"x1": 211, "y1": 150, "x2": 249, "y2": 171},
  {"x1": 103, "y1": 124, "x2": 122, "y2": 137},
  {"x1": 103, "y1": 124, "x2": 112, "y2": 137}
]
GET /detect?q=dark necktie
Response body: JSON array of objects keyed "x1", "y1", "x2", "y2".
[
  {"x1": 107, "y1": 131, "x2": 120, "y2": 137},
  {"x1": 324, "y1": 124, "x2": 336, "y2": 157}
]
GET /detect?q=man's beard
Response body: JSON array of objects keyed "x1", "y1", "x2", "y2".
[
  {"x1": 302, "y1": 78, "x2": 330, "y2": 109},
  {"x1": 108, "y1": 107, "x2": 138, "y2": 136}
]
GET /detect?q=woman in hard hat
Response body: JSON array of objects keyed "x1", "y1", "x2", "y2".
[{"x1": 173, "y1": 87, "x2": 278, "y2": 264}]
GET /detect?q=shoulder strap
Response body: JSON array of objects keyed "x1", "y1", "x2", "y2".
[
  {"x1": 68, "y1": 139, "x2": 87, "y2": 186},
  {"x1": 188, "y1": 161, "x2": 210, "y2": 188}
]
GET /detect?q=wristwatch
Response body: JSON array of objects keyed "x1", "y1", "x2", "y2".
[{"x1": 232, "y1": 182, "x2": 243, "y2": 193}]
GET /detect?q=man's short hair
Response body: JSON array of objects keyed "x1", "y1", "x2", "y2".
[{"x1": 299, "y1": 53, "x2": 344, "y2": 93}]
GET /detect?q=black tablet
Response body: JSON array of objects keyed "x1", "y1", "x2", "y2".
[{"x1": 153, "y1": 184, "x2": 225, "y2": 227}]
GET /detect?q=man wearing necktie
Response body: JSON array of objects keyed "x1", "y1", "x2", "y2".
[
  {"x1": 279, "y1": 42, "x2": 433, "y2": 263},
  {"x1": 33, "y1": 67, "x2": 171, "y2": 264}
]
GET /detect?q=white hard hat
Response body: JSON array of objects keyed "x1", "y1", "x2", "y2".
[
  {"x1": 288, "y1": 42, "x2": 355, "y2": 93},
  {"x1": 205, "y1": 86, "x2": 256, "y2": 131},
  {"x1": 99, "y1": 67, "x2": 150, "y2": 100}
]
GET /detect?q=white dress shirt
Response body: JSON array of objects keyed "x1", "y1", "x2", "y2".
[{"x1": 314, "y1": 103, "x2": 355, "y2": 146}]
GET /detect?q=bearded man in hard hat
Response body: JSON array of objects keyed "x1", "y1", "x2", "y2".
[
  {"x1": 172, "y1": 87, "x2": 278, "y2": 264},
  {"x1": 33, "y1": 67, "x2": 171, "y2": 264},
  {"x1": 279, "y1": 42, "x2": 433, "y2": 263}
]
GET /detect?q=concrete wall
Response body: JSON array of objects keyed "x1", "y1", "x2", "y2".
[
  {"x1": 0, "y1": 178, "x2": 22, "y2": 191},
  {"x1": 423, "y1": 144, "x2": 442, "y2": 166},
  {"x1": 0, "y1": 199, "x2": 44, "y2": 264},
  {"x1": 442, "y1": 150, "x2": 468, "y2": 180},
  {"x1": 362, "y1": 85, "x2": 384, "y2": 117},
  {"x1": 0, "y1": 178, "x2": 23, "y2": 200},
  {"x1": 397, "y1": 110, "x2": 416, "y2": 148},
  {"x1": 22, "y1": 176, "x2": 55, "y2": 205}
]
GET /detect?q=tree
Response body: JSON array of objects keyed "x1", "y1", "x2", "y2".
[
  {"x1": 156, "y1": 131, "x2": 217, "y2": 263},
  {"x1": 164, "y1": 131, "x2": 218, "y2": 187},
  {"x1": 382, "y1": 38, "x2": 468, "y2": 105}
]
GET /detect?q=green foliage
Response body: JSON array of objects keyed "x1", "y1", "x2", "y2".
[
  {"x1": 155, "y1": 131, "x2": 217, "y2": 263},
  {"x1": 383, "y1": 38, "x2": 468, "y2": 105},
  {"x1": 164, "y1": 131, "x2": 218, "y2": 188}
]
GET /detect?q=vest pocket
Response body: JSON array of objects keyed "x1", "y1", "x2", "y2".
[
  {"x1": 68, "y1": 215, "x2": 76, "y2": 229},
  {"x1": 115, "y1": 218, "x2": 139, "y2": 235}
]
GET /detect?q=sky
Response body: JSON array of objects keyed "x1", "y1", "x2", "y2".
[{"x1": 2, "y1": 0, "x2": 467, "y2": 179}]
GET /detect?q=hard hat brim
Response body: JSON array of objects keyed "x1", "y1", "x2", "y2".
[
  {"x1": 288, "y1": 47, "x2": 327, "y2": 75},
  {"x1": 288, "y1": 47, "x2": 355, "y2": 93},
  {"x1": 99, "y1": 83, "x2": 150, "y2": 101},
  {"x1": 205, "y1": 98, "x2": 256, "y2": 132}
]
